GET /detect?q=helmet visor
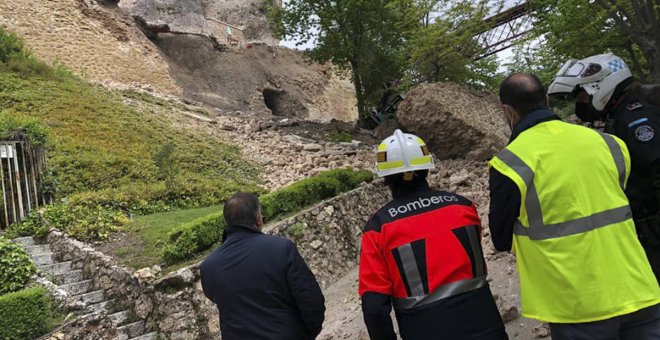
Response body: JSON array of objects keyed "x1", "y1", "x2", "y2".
[{"x1": 556, "y1": 59, "x2": 585, "y2": 77}]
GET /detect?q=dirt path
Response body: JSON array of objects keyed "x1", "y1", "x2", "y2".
[{"x1": 319, "y1": 257, "x2": 547, "y2": 339}]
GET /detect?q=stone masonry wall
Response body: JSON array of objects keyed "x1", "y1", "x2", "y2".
[
  {"x1": 47, "y1": 230, "x2": 143, "y2": 304},
  {"x1": 266, "y1": 181, "x2": 391, "y2": 288},
  {"x1": 44, "y1": 181, "x2": 391, "y2": 339}
]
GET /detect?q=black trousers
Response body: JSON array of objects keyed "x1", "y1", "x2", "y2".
[
  {"x1": 645, "y1": 245, "x2": 660, "y2": 284},
  {"x1": 549, "y1": 304, "x2": 660, "y2": 340}
]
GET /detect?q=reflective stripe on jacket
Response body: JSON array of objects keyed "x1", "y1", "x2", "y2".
[{"x1": 489, "y1": 119, "x2": 660, "y2": 323}]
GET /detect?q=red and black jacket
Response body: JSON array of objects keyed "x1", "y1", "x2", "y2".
[{"x1": 359, "y1": 185, "x2": 506, "y2": 340}]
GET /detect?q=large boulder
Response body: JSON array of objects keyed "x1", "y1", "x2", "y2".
[{"x1": 397, "y1": 83, "x2": 509, "y2": 161}]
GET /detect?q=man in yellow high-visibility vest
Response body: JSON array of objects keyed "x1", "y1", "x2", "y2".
[{"x1": 489, "y1": 73, "x2": 660, "y2": 339}]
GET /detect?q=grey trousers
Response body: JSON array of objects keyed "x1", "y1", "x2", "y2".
[{"x1": 549, "y1": 304, "x2": 660, "y2": 340}]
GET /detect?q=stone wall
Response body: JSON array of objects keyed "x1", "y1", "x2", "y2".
[
  {"x1": 47, "y1": 230, "x2": 143, "y2": 304},
  {"x1": 266, "y1": 181, "x2": 391, "y2": 287},
  {"x1": 43, "y1": 181, "x2": 391, "y2": 339}
]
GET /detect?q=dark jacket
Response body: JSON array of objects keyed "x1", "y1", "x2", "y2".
[
  {"x1": 360, "y1": 184, "x2": 507, "y2": 340},
  {"x1": 607, "y1": 90, "x2": 660, "y2": 279},
  {"x1": 200, "y1": 224, "x2": 325, "y2": 340},
  {"x1": 489, "y1": 109, "x2": 560, "y2": 251}
]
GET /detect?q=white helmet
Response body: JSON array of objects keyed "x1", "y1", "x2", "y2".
[
  {"x1": 375, "y1": 129, "x2": 434, "y2": 177},
  {"x1": 548, "y1": 53, "x2": 632, "y2": 111}
]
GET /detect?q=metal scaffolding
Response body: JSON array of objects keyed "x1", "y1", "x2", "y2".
[
  {"x1": 474, "y1": 3, "x2": 534, "y2": 60},
  {"x1": 0, "y1": 140, "x2": 47, "y2": 229}
]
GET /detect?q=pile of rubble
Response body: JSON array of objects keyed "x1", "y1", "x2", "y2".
[{"x1": 214, "y1": 115, "x2": 375, "y2": 190}]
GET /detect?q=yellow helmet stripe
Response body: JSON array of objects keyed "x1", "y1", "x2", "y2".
[
  {"x1": 377, "y1": 160, "x2": 404, "y2": 170},
  {"x1": 410, "y1": 155, "x2": 432, "y2": 166},
  {"x1": 377, "y1": 143, "x2": 387, "y2": 151}
]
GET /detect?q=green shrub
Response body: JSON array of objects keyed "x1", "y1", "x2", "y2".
[
  {"x1": 162, "y1": 212, "x2": 224, "y2": 264},
  {"x1": 6, "y1": 211, "x2": 48, "y2": 238},
  {"x1": 0, "y1": 28, "x2": 27, "y2": 64},
  {"x1": 154, "y1": 142, "x2": 179, "y2": 191},
  {"x1": 0, "y1": 286, "x2": 53, "y2": 340},
  {"x1": 13, "y1": 204, "x2": 128, "y2": 241},
  {"x1": 259, "y1": 175, "x2": 342, "y2": 221},
  {"x1": 0, "y1": 237, "x2": 36, "y2": 295},
  {"x1": 0, "y1": 111, "x2": 48, "y2": 145},
  {"x1": 329, "y1": 131, "x2": 353, "y2": 143},
  {"x1": 163, "y1": 168, "x2": 373, "y2": 264},
  {"x1": 260, "y1": 168, "x2": 373, "y2": 221}
]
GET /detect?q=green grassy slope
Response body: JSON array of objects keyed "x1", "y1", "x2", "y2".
[{"x1": 0, "y1": 28, "x2": 262, "y2": 239}]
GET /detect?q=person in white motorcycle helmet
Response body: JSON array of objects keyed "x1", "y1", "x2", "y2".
[{"x1": 549, "y1": 53, "x2": 660, "y2": 282}]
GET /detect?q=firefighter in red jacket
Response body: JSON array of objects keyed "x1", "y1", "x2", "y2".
[{"x1": 359, "y1": 130, "x2": 507, "y2": 340}]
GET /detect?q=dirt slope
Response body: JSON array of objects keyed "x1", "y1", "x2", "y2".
[{"x1": 0, "y1": 0, "x2": 180, "y2": 94}]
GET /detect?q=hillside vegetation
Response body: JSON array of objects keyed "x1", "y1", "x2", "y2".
[{"x1": 0, "y1": 28, "x2": 262, "y2": 239}]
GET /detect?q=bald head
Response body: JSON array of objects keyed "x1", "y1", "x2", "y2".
[
  {"x1": 499, "y1": 73, "x2": 547, "y2": 116},
  {"x1": 224, "y1": 192, "x2": 262, "y2": 228}
]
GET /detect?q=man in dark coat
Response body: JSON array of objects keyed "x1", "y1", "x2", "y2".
[{"x1": 201, "y1": 192, "x2": 326, "y2": 339}]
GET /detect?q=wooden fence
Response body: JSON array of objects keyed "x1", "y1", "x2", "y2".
[{"x1": 0, "y1": 141, "x2": 47, "y2": 229}]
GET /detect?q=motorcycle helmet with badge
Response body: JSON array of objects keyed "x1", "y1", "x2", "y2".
[{"x1": 548, "y1": 53, "x2": 633, "y2": 122}]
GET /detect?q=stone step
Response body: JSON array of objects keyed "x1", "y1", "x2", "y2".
[
  {"x1": 40, "y1": 261, "x2": 72, "y2": 275},
  {"x1": 129, "y1": 332, "x2": 158, "y2": 340},
  {"x1": 60, "y1": 279, "x2": 94, "y2": 296},
  {"x1": 24, "y1": 244, "x2": 51, "y2": 256},
  {"x1": 109, "y1": 310, "x2": 130, "y2": 326},
  {"x1": 87, "y1": 299, "x2": 115, "y2": 313},
  {"x1": 75, "y1": 290, "x2": 105, "y2": 305},
  {"x1": 31, "y1": 252, "x2": 55, "y2": 266},
  {"x1": 117, "y1": 321, "x2": 145, "y2": 340},
  {"x1": 12, "y1": 236, "x2": 35, "y2": 246},
  {"x1": 53, "y1": 269, "x2": 84, "y2": 285}
]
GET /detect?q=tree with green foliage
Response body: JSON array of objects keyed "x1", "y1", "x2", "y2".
[
  {"x1": 271, "y1": 0, "x2": 408, "y2": 117},
  {"x1": 520, "y1": 0, "x2": 659, "y2": 82},
  {"x1": 594, "y1": 0, "x2": 660, "y2": 82},
  {"x1": 399, "y1": 0, "x2": 501, "y2": 90},
  {"x1": 270, "y1": 0, "x2": 505, "y2": 118}
]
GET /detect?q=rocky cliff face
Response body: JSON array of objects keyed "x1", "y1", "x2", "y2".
[
  {"x1": 0, "y1": 0, "x2": 180, "y2": 95},
  {"x1": 121, "y1": 0, "x2": 279, "y2": 44}
]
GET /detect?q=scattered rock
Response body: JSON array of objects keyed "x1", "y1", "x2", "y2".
[
  {"x1": 533, "y1": 324, "x2": 551, "y2": 338},
  {"x1": 134, "y1": 267, "x2": 156, "y2": 283},
  {"x1": 304, "y1": 143, "x2": 323, "y2": 152},
  {"x1": 310, "y1": 240, "x2": 323, "y2": 249},
  {"x1": 500, "y1": 305, "x2": 519, "y2": 323}
]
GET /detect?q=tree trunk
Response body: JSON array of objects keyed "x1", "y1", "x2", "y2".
[
  {"x1": 350, "y1": 60, "x2": 368, "y2": 118},
  {"x1": 640, "y1": 41, "x2": 660, "y2": 83}
]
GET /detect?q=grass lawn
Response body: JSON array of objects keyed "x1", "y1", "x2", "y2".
[{"x1": 112, "y1": 205, "x2": 223, "y2": 269}]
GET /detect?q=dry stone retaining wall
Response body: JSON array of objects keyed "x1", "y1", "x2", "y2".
[{"x1": 43, "y1": 181, "x2": 391, "y2": 339}]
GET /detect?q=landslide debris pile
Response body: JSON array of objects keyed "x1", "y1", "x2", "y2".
[{"x1": 397, "y1": 82, "x2": 509, "y2": 161}]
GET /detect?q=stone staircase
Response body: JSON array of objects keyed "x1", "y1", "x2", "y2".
[{"x1": 13, "y1": 236, "x2": 158, "y2": 340}]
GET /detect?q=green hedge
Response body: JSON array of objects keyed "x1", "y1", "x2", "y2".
[
  {"x1": 0, "y1": 237, "x2": 36, "y2": 295},
  {"x1": 0, "y1": 286, "x2": 53, "y2": 340},
  {"x1": 162, "y1": 168, "x2": 373, "y2": 264}
]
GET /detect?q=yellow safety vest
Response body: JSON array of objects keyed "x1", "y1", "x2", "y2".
[{"x1": 489, "y1": 120, "x2": 660, "y2": 323}]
